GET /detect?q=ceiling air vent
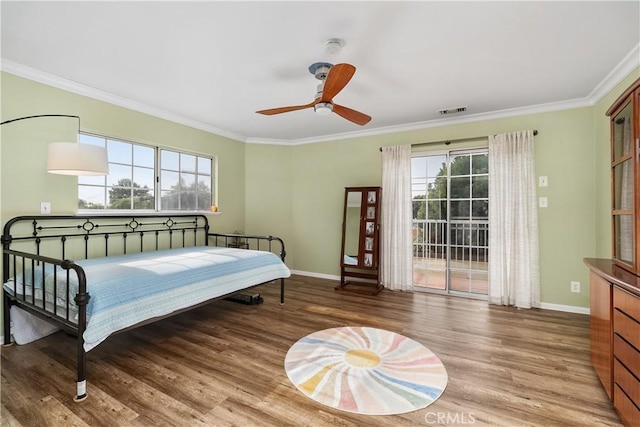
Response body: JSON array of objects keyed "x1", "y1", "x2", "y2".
[{"x1": 439, "y1": 106, "x2": 467, "y2": 115}]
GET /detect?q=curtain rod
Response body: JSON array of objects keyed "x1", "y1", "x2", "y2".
[{"x1": 379, "y1": 130, "x2": 538, "y2": 151}]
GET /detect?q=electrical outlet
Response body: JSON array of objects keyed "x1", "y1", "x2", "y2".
[
  {"x1": 538, "y1": 197, "x2": 548, "y2": 208},
  {"x1": 40, "y1": 202, "x2": 51, "y2": 215},
  {"x1": 570, "y1": 281, "x2": 580, "y2": 293}
]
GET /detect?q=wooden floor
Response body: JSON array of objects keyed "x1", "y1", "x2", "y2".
[{"x1": 1, "y1": 275, "x2": 622, "y2": 427}]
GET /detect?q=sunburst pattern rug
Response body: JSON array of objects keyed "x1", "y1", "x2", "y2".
[{"x1": 284, "y1": 326, "x2": 448, "y2": 415}]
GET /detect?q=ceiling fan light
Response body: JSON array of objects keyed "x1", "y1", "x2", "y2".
[{"x1": 314, "y1": 102, "x2": 333, "y2": 115}]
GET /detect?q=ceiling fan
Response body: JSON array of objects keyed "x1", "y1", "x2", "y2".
[{"x1": 256, "y1": 62, "x2": 372, "y2": 126}]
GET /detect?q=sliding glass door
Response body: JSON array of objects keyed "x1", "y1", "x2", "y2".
[{"x1": 411, "y1": 150, "x2": 489, "y2": 297}]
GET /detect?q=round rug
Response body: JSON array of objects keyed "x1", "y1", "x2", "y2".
[{"x1": 284, "y1": 326, "x2": 448, "y2": 415}]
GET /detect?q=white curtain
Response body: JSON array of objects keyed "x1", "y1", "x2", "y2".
[
  {"x1": 381, "y1": 145, "x2": 413, "y2": 291},
  {"x1": 488, "y1": 131, "x2": 540, "y2": 308}
]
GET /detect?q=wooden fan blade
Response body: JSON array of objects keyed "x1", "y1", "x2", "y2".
[
  {"x1": 256, "y1": 101, "x2": 317, "y2": 115},
  {"x1": 320, "y1": 63, "x2": 356, "y2": 102},
  {"x1": 332, "y1": 104, "x2": 371, "y2": 126}
]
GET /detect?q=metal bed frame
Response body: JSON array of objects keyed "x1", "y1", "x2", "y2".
[{"x1": 1, "y1": 214, "x2": 287, "y2": 402}]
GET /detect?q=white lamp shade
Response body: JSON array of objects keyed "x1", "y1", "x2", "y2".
[{"x1": 47, "y1": 142, "x2": 109, "y2": 176}]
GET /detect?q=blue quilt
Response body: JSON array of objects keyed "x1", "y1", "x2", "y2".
[{"x1": 4, "y1": 246, "x2": 290, "y2": 351}]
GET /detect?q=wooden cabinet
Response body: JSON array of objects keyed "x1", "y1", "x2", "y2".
[
  {"x1": 613, "y1": 286, "x2": 640, "y2": 427},
  {"x1": 595, "y1": 77, "x2": 640, "y2": 426},
  {"x1": 336, "y1": 186, "x2": 383, "y2": 295},
  {"x1": 586, "y1": 259, "x2": 640, "y2": 427},
  {"x1": 607, "y1": 77, "x2": 640, "y2": 276},
  {"x1": 590, "y1": 270, "x2": 613, "y2": 399}
]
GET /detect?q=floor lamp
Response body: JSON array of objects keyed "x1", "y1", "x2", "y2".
[{"x1": 0, "y1": 114, "x2": 108, "y2": 176}]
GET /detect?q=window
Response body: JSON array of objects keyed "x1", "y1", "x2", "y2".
[
  {"x1": 78, "y1": 133, "x2": 215, "y2": 211},
  {"x1": 160, "y1": 149, "x2": 213, "y2": 211}
]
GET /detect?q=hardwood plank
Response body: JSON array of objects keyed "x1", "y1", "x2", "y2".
[
  {"x1": 1, "y1": 274, "x2": 623, "y2": 426},
  {"x1": 1, "y1": 374, "x2": 49, "y2": 427},
  {"x1": 1, "y1": 404, "x2": 22, "y2": 427},
  {"x1": 35, "y1": 396, "x2": 91, "y2": 427}
]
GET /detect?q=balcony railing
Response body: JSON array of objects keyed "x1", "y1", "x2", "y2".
[{"x1": 412, "y1": 219, "x2": 489, "y2": 262}]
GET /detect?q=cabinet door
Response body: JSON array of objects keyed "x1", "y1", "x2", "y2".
[
  {"x1": 590, "y1": 272, "x2": 613, "y2": 399},
  {"x1": 609, "y1": 82, "x2": 640, "y2": 275}
]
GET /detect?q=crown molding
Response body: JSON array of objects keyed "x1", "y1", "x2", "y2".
[
  {"x1": 4, "y1": 42, "x2": 639, "y2": 147},
  {"x1": 1, "y1": 59, "x2": 247, "y2": 143},
  {"x1": 250, "y1": 97, "x2": 591, "y2": 146},
  {"x1": 243, "y1": 137, "x2": 293, "y2": 146},
  {"x1": 245, "y1": 43, "x2": 640, "y2": 146},
  {"x1": 588, "y1": 42, "x2": 640, "y2": 104}
]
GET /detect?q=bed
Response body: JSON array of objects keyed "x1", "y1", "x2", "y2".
[{"x1": 1, "y1": 214, "x2": 290, "y2": 402}]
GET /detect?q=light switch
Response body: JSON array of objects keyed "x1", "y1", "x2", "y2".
[
  {"x1": 539, "y1": 176, "x2": 548, "y2": 187},
  {"x1": 538, "y1": 197, "x2": 548, "y2": 208}
]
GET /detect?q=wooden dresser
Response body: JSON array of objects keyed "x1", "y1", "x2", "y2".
[
  {"x1": 586, "y1": 258, "x2": 640, "y2": 426},
  {"x1": 588, "y1": 75, "x2": 640, "y2": 426}
]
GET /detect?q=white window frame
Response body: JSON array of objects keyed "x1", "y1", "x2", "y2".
[{"x1": 77, "y1": 132, "x2": 217, "y2": 213}]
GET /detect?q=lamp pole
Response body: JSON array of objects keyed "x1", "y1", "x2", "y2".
[{"x1": 0, "y1": 114, "x2": 80, "y2": 127}]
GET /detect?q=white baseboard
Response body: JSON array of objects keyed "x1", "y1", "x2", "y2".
[
  {"x1": 290, "y1": 270, "x2": 591, "y2": 315},
  {"x1": 290, "y1": 270, "x2": 340, "y2": 281},
  {"x1": 539, "y1": 302, "x2": 590, "y2": 315}
]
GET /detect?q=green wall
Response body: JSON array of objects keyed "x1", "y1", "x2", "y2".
[
  {"x1": 1, "y1": 73, "x2": 246, "y2": 232},
  {"x1": 247, "y1": 108, "x2": 596, "y2": 307},
  {"x1": 2, "y1": 67, "x2": 640, "y2": 311},
  {"x1": 243, "y1": 143, "x2": 295, "y2": 265},
  {"x1": 246, "y1": 67, "x2": 639, "y2": 309}
]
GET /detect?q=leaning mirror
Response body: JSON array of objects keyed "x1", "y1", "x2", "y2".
[{"x1": 342, "y1": 190, "x2": 362, "y2": 266}]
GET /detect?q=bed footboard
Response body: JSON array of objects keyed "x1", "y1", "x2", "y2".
[
  {"x1": 1, "y1": 249, "x2": 90, "y2": 401},
  {"x1": 207, "y1": 232, "x2": 287, "y2": 304}
]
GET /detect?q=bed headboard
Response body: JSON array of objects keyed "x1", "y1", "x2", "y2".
[{"x1": 2, "y1": 214, "x2": 210, "y2": 281}]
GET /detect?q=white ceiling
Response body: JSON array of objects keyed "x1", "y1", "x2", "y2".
[{"x1": 2, "y1": 1, "x2": 639, "y2": 144}]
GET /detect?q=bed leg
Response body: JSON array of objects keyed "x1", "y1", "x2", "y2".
[
  {"x1": 73, "y1": 332, "x2": 88, "y2": 402},
  {"x1": 73, "y1": 335, "x2": 88, "y2": 402},
  {"x1": 280, "y1": 278, "x2": 285, "y2": 305},
  {"x1": 74, "y1": 379, "x2": 87, "y2": 402},
  {"x1": 73, "y1": 286, "x2": 90, "y2": 402},
  {"x1": 3, "y1": 292, "x2": 13, "y2": 346}
]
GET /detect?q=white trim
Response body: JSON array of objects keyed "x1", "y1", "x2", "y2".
[
  {"x1": 1, "y1": 60, "x2": 247, "y2": 143},
  {"x1": 588, "y1": 43, "x2": 640, "y2": 103},
  {"x1": 75, "y1": 209, "x2": 222, "y2": 216},
  {"x1": 290, "y1": 270, "x2": 340, "y2": 281},
  {"x1": 3, "y1": 42, "x2": 638, "y2": 146},
  {"x1": 243, "y1": 137, "x2": 293, "y2": 146},
  {"x1": 539, "y1": 302, "x2": 590, "y2": 315},
  {"x1": 251, "y1": 98, "x2": 592, "y2": 146},
  {"x1": 291, "y1": 270, "x2": 591, "y2": 315}
]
